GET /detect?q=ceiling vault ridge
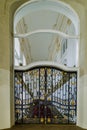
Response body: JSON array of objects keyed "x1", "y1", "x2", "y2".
[{"x1": 14, "y1": 29, "x2": 79, "y2": 39}]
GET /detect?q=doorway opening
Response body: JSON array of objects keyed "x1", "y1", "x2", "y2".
[{"x1": 14, "y1": 0, "x2": 79, "y2": 125}]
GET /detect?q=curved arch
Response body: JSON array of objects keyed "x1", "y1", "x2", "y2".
[
  {"x1": 14, "y1": 29, "x2": 79, "y2": 39},
  {"x1": 14, "y1": 0, "x2": 80, "y2": 67},
  {"x1": 14, "y1": 0, "x2": 80, "y2": 35}
]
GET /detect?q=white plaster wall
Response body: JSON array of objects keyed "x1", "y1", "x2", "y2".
[
  {"x1": 0, "y1": 69, "x2": 11, "y2": 129},
  {"x1": 77, "y1": 74, "x2": 87, "y2": 129}
]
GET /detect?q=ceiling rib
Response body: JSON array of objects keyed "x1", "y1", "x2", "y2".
[{"x1": 14, "y1": 29, "x2": 79, "y2": 39}]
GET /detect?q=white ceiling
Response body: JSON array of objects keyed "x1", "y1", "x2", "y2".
[
  {"x1": 24, "y1": 10, "x2": 59, "y2": 32},
  {"x1": 23, "y1": 10, "x2": 61, "y2": 62},
  {"x1": 14, "y1": 1, "x2": 77, "y2": 65},
  {"x1": 29, "y1": 33, "x2": 55, "y2": 61}
]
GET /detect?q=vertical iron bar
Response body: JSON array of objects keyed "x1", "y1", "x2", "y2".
[
  {"x1": 57, "y1": 70, "x2": 58, "y2": 107},
  {"x1": 68, "y1": 73, "x2": 70, "y2": 124},
  {"x1": 22, "y1": 71, "x2": 23, "y2": 123},
  {"x1": 25, "y1": 72, "x2": 26, "y2": 106},
  {"x1": 62, "y1": 71, "x2": 64, "y2": 124},
  {"x1": 76, "y1": 72, "x2": 77, "y2": 124},
  {"x1": 39, "y1": 68, "x2": 40, "y2": 123},
  {"x1": 60, "y1": 71, "x2": 62, "y2": 124},
  {"x1": 28, "y1": 71, "x2": 29, "y2": 107},
  {"x1": 65, "y1": 73, "x2": 68, "y2": 123},
  {"x1": 58, "y1": 72, "x2": 61, "y2": 122},
  {"x1": 14, "y1": 71, "x2": 16, "y2": 123},
  {"x1": 45, "y1": 67, "x2": 47, "y2": 124},
  {"x1": 51, "y1": 68, "x2": 53, "y2": 123}
]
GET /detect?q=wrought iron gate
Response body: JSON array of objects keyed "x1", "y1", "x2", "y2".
[{"x1": 15, "y1": 66, "x2": 77, "y2": 124}]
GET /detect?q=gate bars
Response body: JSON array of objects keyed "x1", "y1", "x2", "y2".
[{"x1": 14, "y1": 66, "x2": 77, "y2": 124}]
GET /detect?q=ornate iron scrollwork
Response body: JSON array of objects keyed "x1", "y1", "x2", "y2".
[{"x1": 15, "y1": 66, "x2": 77, "y2": 124}]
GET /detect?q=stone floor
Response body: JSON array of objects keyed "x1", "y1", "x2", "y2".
[{"x1": 4, "y1": 125, "x2": 85, "y2": 130}]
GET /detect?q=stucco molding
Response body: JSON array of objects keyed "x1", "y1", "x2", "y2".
[{"x1": 14, "y1": 61, "x2": 79, "y2": 72}]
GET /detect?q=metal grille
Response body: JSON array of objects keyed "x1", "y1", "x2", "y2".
[{"x1": 14, "y1": 66, "x2": 77, "y2": 124}]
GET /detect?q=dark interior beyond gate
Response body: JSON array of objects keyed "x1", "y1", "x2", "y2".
[{"x1": 14, "y1": 66, "x2": 77, "y2": 124}]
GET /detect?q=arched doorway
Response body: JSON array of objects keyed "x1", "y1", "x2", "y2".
[{"x1": 14, "y1": 0, "x2": 79, "y2": 125}]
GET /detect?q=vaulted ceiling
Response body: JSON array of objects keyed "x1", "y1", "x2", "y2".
[{"x1": 14, "y1": 1, "x2": 76, "y2": 65}]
